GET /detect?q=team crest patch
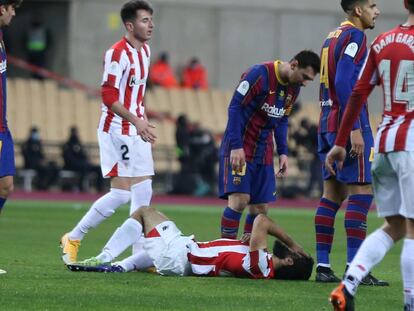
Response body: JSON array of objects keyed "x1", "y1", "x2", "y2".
[
  {"x1": 233, "y1": 176, "x2": 242, "y2": 185},
  {"x1": 344, "y1": 42, "x2": 359, "y2": 58},
  {"x1": 237, "y1": 81, "x2": 250, "y2": 96},
  {"x1": 108, "y1": 61, "x2": 120, "y2": 74}
]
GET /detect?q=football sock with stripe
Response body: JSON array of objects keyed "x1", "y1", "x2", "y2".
[
  {"x1": 345, "y1": 194, "x2": 373, "y2": 263},
  {"x1": 69, "y1": 189, "x2": 131, "y2": 241},
  {"x1": 402, "y1": 238, "x2": 414, "y2": 310},
  {"x1": 243, "y1": 213, "x2": 257, "y2": 235},
  {"x1": 221, "y1": 207, "x2": 242, "y2": 239},
  {"x1": 343, "y1": 229, "x2": 393, "y2": 296},
  {"x1": 315, "y1": 197, "x2": 340, "y2": 266}
]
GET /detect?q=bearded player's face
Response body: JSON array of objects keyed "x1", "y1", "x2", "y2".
[{"x1": 359, "y1": 0, "x2": 380, "y2": 30}]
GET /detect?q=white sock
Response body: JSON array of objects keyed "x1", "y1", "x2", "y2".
[
  {"x1": 130, "y1": 179, "x2": 152, "y2": 215},
  {"x1": 97, "y1": 218, "x2": 142, "y2": 262},
  {"x1": 344, "y1": 229, "x2": 394, "y2": 296},
  {"x1": 402, "y1": 239, "x2": 414, "y2": 309},
  {"x1": 130, "y1": 179, "x2": 152, "y2": 254},
  {"x1": 69, "y1": 188, "x2": 130, "y2": 240},
  {"x1": 116, "y1": 252, "x2": 154, "y2": 272}
]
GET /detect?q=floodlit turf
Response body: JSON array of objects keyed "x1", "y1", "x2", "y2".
[{"x1": 0, "y1": 200, "x2": 403, "y2": 310}]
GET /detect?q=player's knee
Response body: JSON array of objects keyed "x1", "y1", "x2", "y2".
[
  {"x1": 0, "y1": 181, "x2": 13, "y2": 198},
  {"x1": 228, "y1": 193, "x2": 250, "y2": 212},
  {"x1": 250, "y1": 204, "x2": 268, "y2": 215},
  {"x1": 382, "y1": 216, "x2": 406, "y2": 241},
  {"x1": 253, "y1": 214, "x2": 269, "y2": 227},
  {"x1": 131, "y1": 205, "x2": 153, "y2": 221}
]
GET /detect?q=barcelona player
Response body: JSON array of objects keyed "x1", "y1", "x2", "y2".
[
  {"x1": 217, "y1": 51, "x2": 320, "y2": 240},
  {"x1": 328, "y1": 1, "x2": 414, "y2": 309},
  {"x1": 0, "y1": 0, "x2": 22, "y2": 275},
  {"x1": 314, "y1": 0, "x2": 386, "y2": 285}
]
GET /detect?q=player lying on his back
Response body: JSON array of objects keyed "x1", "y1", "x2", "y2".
[{"x1": 67, "y1": 206, "x2": 314, "y2": 280}]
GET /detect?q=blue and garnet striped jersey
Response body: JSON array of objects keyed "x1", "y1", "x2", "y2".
[
  {"x1": 318, "y1": 21, "x2": 371, "y2": 134},
  {"x1": 220, "y1": 61, "x2": 300, "y2": 165},
  {"x1": 0, "y1": 30, "x2": 8, "y2": 133}
]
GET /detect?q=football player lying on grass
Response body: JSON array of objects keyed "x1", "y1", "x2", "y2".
[{"x1": 67, "y1": 206, "x2": 313, "y2": 280}]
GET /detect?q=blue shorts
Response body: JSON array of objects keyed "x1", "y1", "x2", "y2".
[
  {"x1": 318, "y1": 131, "x2": 373, "y2": 184},
  {"x1": 218, "y1": 156, "x2": 276, "y2": 204},
  {"x1": 0, "y1": 130, "x2": 15, "y2": 177}
]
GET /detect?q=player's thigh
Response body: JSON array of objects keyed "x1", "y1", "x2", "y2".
[
  {"x1": 371, "y1": 153, "x2": 401, "y2": 217},
  {"x1": 389, "y1": 152, "x2": 414, "y2": 219},
  {"x1": 130, "y1": 136, "x2": 154, "y2": 177},
  {"x1": 218, "y1": 156, "x2": 252, "y2": 201},
  {"x1": 250, "y1": 164, "x2": 276, "y2": 204},
  {"x1": 141, "y1": 208, "x2": 169, "y2": 234},
  {"x1": 0, "y1": 130, "x2": 15, "y2": 179}
]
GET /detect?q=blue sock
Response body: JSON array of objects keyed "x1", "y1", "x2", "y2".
[
  {"x1": 0, "y1": 197, "x2": 6, "y2": 212},
  {"x1": 315, "y1": 197, "x2": 341, "y2": 266},
  {"x1": 243, "y1": 213, "x2": 257, "y2": 234},
  {"x1": 221, "y1": 207, "x2": 242, "y2": 239},
  {"x1": 345, "y1": 194, "x2": 373, "y2": 263}
]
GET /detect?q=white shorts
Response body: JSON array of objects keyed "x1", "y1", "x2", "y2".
[
  {"x1": 371, "y1": 151, "x2": 414, "y2": 219},
  {"x1": 97, "y1": 130, "x2": 154, "y2": 178},
  {"x1": 144, "y1": 221, "x2": 193, "y2": 276}
]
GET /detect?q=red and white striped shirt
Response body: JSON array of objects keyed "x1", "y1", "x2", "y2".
[
  {"x1": 99, "y1": 37, "x2": 150, "y2": 136},
  {"x1": 187, "y1": 239, "x2": 274, "y2": 279},
  {"x1": 336, "y1": 24, "x2": 414, "y2": 153}
]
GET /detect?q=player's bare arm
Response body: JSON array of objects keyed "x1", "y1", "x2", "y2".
[
  {"x1": 251, "y1": 214, "x2": 308, "y2": 258},
  {"x1": 230, "y1": 148, "x2": 245, "y2": 173},
  {"x1": 110, "y1": 101, "x2": 156, "y2": 143}
]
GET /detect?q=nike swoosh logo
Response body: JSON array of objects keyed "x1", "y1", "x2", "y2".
[{"x1": 269, "y1": 91, "x2": 276, "y2": 94}]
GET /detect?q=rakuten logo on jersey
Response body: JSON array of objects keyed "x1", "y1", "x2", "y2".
[
  {"x1": 129, "y1": 76, "x2": 146, "y2": 86},
  {"x1": 0, "y1": 60, "x2": 7, "y2": 74},
  {"x1": 261, "y1": 103, "x2": 285, "y2": 118}
]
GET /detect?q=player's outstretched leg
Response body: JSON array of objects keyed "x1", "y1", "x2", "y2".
[
  {"x1": 60, "y1": 189, "x2": 131, "y2": 264},
  {"x1": 344, "y1": 194, "x2": 388, "y2": 286}
]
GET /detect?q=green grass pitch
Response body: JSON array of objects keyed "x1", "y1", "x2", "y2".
[{"x1": 0, "y1": 200, "x2": 403, "y2": 310}]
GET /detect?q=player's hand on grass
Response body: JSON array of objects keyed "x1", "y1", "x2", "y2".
[
  {"x1": 276, "y1": 154, "x2": 288, "y2": 178},
  {"x1": 134, "y1": 118, "x2": 157, "y2": 143},
  {"x1": 350, "y1": 129, "x2": 364, "y2": 158},
  {"x1": 230, "y1": 148, "x2": 246, "y2": 173},
  {"x1": 325, "y1": 145, "x2": 346, "y2": 175}
]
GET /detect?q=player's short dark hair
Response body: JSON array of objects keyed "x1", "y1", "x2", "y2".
[
  {"x1": 121, "y1": 0, "x2": 153, "y2": 24},
  {"x1": 340, "y1": 0, "x2": 368, "y2": 13},
  {"x1": 292, "y1": 50, "x2": 320, "y2": 74},
  {"x1": 406, "y1": 0, "x2": 414, "y2": 13},
  {"x1": 0, "y1": 0, "x2": 22, "y2": 8},
  {"x1": 272, "y1": 240, "x2": 314, "y2": 280}
]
